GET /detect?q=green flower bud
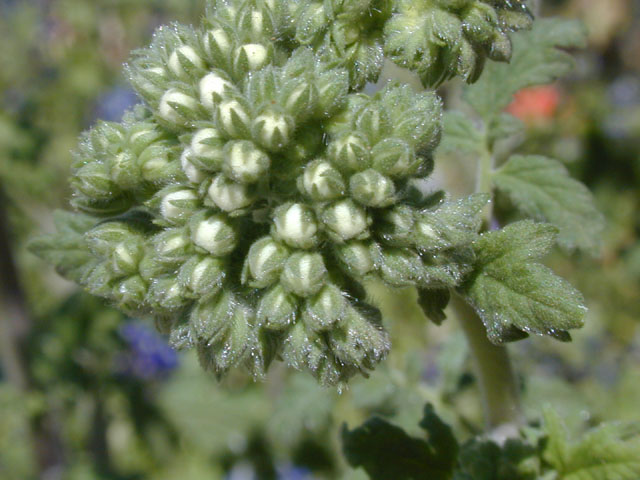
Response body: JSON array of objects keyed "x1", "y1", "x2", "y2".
[
  {"x1": 233, "y1": 43, "x2": 273, "y2": 77},
  {"x1": 128, "y1": 65, "x2": 168, "y2": 104},
  {"x1": 222, "y1": 140, "x2": 270, "y2": 183},
  {"x1": 72, "y1": 162, "x2": 121, "y2": 201},
  {"x1": 153, "y1": 227, "x2": 193, "y2": 263},
  {"x1": 189, "y1": 212, "x2": 237, "y2": 256},
  {"x1": 279, "y1": 78, "x2": 318, "y2": 121},
  {"x1": 257, "y1": 284, "x2": 298, "y2": 330},
  {"x1": 148, "y1": 276, "x2": 189, "y2": 311},
  {"x1": 199, "y1": 71, "x2": 237, "y2": 111},
  {"x1": 178, "y1": 254, "x2": 225, "y2": 299},
  {"x1": 349, "y1": 169, "x2": 396, "y2": 207},
  {"x1": 354, "y1": 103, "x2": 390, "y2": 145},
  {"x1": 298, "y1": 159, "x2": 345, "y2": 201},
  {"x1": 321, "y1": 199, "x2": 369, "y2": 242},
  {"x1": 303, "y1": 283, "x2": 346, "y2": 331},
  {"x1": 109, "y1": 151, "x2": 142, "y2": 189},
  {"x1": 272, "y1": 203, "x2": 319, "y2": 249},
  {"x1": 376, "y1": 247, "x2": 424, "y2": 287},
  {"x1": 371, "y1": 138, "x2": 419, "y2": 178},
  {"x1": 190, "y1": 128, "x2": 225, "y2": 169},
  {"x1": 328, "y1": 305, "x2": 389, "y2": 368},
  {"x1": 377, "y1": 205, "x2": 415, "y2": 246},
  {"x1": 236, "y1": 6, "x2": 276, "y2": 41},
  {"x1": 328, "y1": 132, "x2": 371, "y2": 172},
  {"x1": 180, "y1": 148, "x2": 207, "y2": 184},
  {"x1": 168, "y1": 45, "x2": 206, "y2": 79},
  {"x1": 85, "y1": 221, "x2": 135, "y2": 257},
  {"x1": 127, "y1": 124, "x2": 164, "y2": 156},
  {"x1": 315, "y1": 69, "x2": 349, "y2": 117},
  {"x1": 113, "y1": 275, "x2": 147, "y2": 311},
  {"x1": 190, "y1": 291, "x2": 235, "y2": 342},
  {"x1": 158, "y1": 187, "x2": 200, "y2": 224},
  {"x1": 334, "y1": 241, "x2": 375, "y2": 277},
  {"x1": 242, "y1": 236, "x2": 290, "y2": 288},
  {"x1": 216, "y1": 96, "x2": 252, "y2": 138},
  {"x1": 138, "y1": 143, "x2": 181, "y2": 184},
  {"x1": 111, "y1": 237, "x2": 145, "y2": 276},
  {"x1": 207, "y1": 174, "x2": 255, "y2": 212},
  {"x1": 251, "y1": 108, "x2": 294, "y2": 151},
  {"x1": 280, "y1": 251, "x2": 327, "y2": 297},
  {"x1": 157, "y1": 88, "x2": 201, "y2": 128}
]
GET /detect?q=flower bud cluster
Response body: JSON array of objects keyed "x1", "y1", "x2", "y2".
[
  {"x1": 384, "y1": 0, "x2": 533, "y2": 87},
  {"x1": 43, "y1": 0, "x2": 517, "y2": 386}
]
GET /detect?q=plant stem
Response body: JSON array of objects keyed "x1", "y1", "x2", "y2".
[
  {"x1": 451, "y1": 294, "x2": 523, "y2": 434},
  {"x1": 475, "y1": 145, "x2": 495, "y2": 228}
]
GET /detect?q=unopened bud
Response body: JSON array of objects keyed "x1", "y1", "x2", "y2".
[
  {"x1": 190, "y1": 128, "x2": 225, "y2": 170},
  {"x1": 199, "y1": 71, "x2": 236, "y2": 111},
  {"x1": 222, "y1": 140, "x2": 270, "y2": 183},
  {"x1": 111, "y1": 237, "x2": 145, "y2": 276},
  {"x1": 243, "y1": 236, "x2": 290, "y2": 288},
  {"x1": 328, "y1": 132, "x2": 370, "y2": 171},
  {"x1": 168, "y1": 45, "x2": 206, "y2": 79},
  {"x1": 251, "y1": 108, "x2": 294, "y2": 151},
  {"x1": 280, "y1": 79, "x2": 318, "y2": 121},
  {"x1": 207, "y1": 174, "x2": 255, "y2": 212},
  {"x1": 371, "y1": 138, "x2": 419, "y2": 178},
  {"x1": 321, "y1": 199, "x2": 369, "y2": 242},
  {"x1": 334, "y1": 241, "x2": 375, "y2": 277},
  {"x1": 257, "y1": 284, "x2": 298, "y2": 329},
  {"x1": 216, "y1": 97, "x2": 252, "y2": 138},
  {"x1": 298, "y1": 159, "x2": 345, "y2": 201},
  {"x1": 280, "y1": 251, "x2": 327, "y2": 297},
  {"x1": 272, "y1": 203, "x2": 319, "y2": 249},
  {"x1": 159, "y1": 187, "x2": 199, "y2": 223},
  {"x1": 303, "y1": 283, "x2": 346, "y2": 331},
  {"x1": 349, "y1": 169, "x2": 396, "y2": 207},
  {"x1": 190, "y1": 212, "x2": 237, "y2": 256},
  {"x1": 178, "y1": 254, "x2": 225, "y2": 298},
  {"x1": 233, "y1": 43, "x2": 272, "y2": 77},
  {"x1": 180, "y1": 147, "x2": 207, "y2": 184},
  {"x1": 158, "y1": 88, "x2": 200, "y2": 128}
]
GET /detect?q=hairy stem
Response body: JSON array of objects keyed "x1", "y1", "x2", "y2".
[
  {"x1": 475, "y1": 144, "x2": 495, "y2": 228},
  {"x1": 451, "y1": 294, "x2": 523, "y2": 433}
]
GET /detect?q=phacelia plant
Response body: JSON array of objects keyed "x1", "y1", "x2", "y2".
[{"x1": 31, "y1": 0, "x2": 599, "y2": 402}]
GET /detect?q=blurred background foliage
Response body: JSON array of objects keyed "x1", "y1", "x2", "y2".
[{"x1": 0, "y1": 0, "x2": 638, "y2": 479}]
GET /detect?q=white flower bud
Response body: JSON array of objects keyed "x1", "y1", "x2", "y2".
[
  {"x1": 160, "y1": 188, "x2": 199, "y2": 223},
  {"x1": 334, "y1": 241, "x2": 375, "y2": 276},
  {"x1": 299, "y1": 159, "x2": 345, "y2": 200},
  {"x1": 112, "y1": 238, "x2": 144, "y2": 276},
  {"x1": 349, "y1": 169, "x2": 396, "y2": 207},
  {"x1": 180, "y1": 147, "x2": 206, "y2": 184},
  {"x1": 199, "y1": 71, "x2": 236, "y2": 111},
  {"x1": 280, "y1": 80, "x2": 318, "y2": 120},
  {"x1": 191, "y1": 127, "x2": 225, "y2": 168},
  {"x1": 223, "y1": 140, "x2": 270, "y2": 184},
  {"x1": 273, "y1": 203, "x2": 319, "y2": 249},
  {"x1": 168, "y1": 45, "x2": 206, "y2": 78},
  {"x1": 158, "y1": 88, "x2": 199, "y2": 128},
  {"x1": 203, "y1": 28, "x2": 234, "y2": 64},
  {"x1": 233, "y1": 43, "x2": 271, "y2": 74},
  {"x1": 154, "y1": 228, "x2": 192, "y2": 262},
  {"x1": 216, "y1": 97, "x2": 251, "y2": 138},
  {"x1": 322, "y1": 199, "x2": 369, "y2": 242},
  {"x1": 178, "y1": 255, "x2": 225, "y2": 298},
  {"x1": 190, "y1": 213, "x2": 237, "y2": 256},
  {"x1": 243, "y1": 236, "x2": 290, "y2": 288},
  {"x1": 207, "y1": 174, "x2": 254, "y2": 212},
  {"x1": 251, "y1": 109, "x2": 294, "y2": 151},
  {"x1": 280, "y1": 252, "x2": 327, "y2": 297}
]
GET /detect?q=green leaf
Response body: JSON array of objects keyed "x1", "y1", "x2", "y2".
[
  {"x1": 462, "y1": 221, "x2": 586, "y2": 343},
  {"x1": 28, "y1": 210, "x2": 99, "y2": 284},
  {"x1": 439, "y1": 112, "x2": 485, "y2": 154},
  {"x1": 455, "y1": 438, "x2": 539, "y2": 480},
  {"x1": 542, "y1": 409, "x2": 640, "y2": 480},
  {"x1": 493, "y1": 155, "x2": 604, "y2": 253},
  {"x1": 464, "y1": 18, "x2": 587, "y2": 118},
  {"x1": 342, "y1": 404, "x2": 458, "y2": 480}
]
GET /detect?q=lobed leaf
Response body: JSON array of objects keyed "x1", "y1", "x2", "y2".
[{"x1": 493, "y1": 155, "x2": 604, "y2": 253}]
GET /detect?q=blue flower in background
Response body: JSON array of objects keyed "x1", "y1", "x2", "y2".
[
  {"x1": 94, "y1": 87, "x2": 138, "y2": 122},
  {"x1": 225, "y1": 463, "x2": 315, "y2": 480},
  {"x1": 117, "y1": 321, "x2": 178, "y2": 380}
]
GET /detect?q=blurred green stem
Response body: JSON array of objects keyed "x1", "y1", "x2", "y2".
[
  {"x1": 475, "y1": 141, "x2": 495, "y2": 228},
  {"x1": 451, "y1": 294, "x2": 523, "y2": 433}
]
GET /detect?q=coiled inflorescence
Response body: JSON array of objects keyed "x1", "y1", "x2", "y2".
[{"x1": 40, "y1": 0, "x2": 510, "y2": 385}]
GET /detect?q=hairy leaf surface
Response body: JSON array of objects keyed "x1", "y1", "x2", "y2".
[{"x1": 494, "y1": 155, "x2": 604, "y2": 253}]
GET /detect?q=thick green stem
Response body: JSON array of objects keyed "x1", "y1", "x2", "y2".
[
  {"x1": 451, "y1": 295, "x2": 523, "y2": 433},
  {"x1": 475, "y1": 145, "x2": 495, "y2": 228}
]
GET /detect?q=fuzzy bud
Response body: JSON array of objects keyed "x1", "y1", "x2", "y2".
[
  {"x1": 138, "y1": 144, "x2": 180, "y2": 184},
  {"x1": 222, "y1": 140, "x2": 270, "y2": 183},
  {"x1": 251, "y1": 108, "x2": 294, "y2": 151},
  {"x1": 280, "y1": 251, "x2": 327, "y2": 297},
  {"x1": 280, "y1": 79, "x2": 318, "y2": 121},
  {"x1": 216, "y1": 96, "x2": 252, "y2": 138},
  {"x1": 257, "y1": 284, "x2": 298, "y2": 330},
  {"x1": 178, "y1": 255, "x2": 225, "y2": 299},
  {"x1": 159, "y1": 187, "x2": 200, "y2": 224},
  {"x1": 111, "y1": 238, "x2": 145, "y2": 276},
  {"x1": 243, "y1": 236, "x2": 290, "y2": 288},
  {"x1": 272, "y1": 203, "x2": 319, "y2": 249},
  {"x1": 298, "y1": 159, "x2": 345, "y2": 201},
  {"x1": 207, "y1": 174, "x2": 255, "y2": 212},
  {"x1": 371, "y1": 138, "x2": 419, "y2": 178},
  {"x1": 202, "y1": 28, "x2": 234, "y2": 68},
  {"x1": 328, "y1": 132, "x2": 371, "y2": 172},
  {"x1": 190, "y1": 291, "x2": 235, "y2": 342},
  {"x1": 334, "y1": 241, "x2": 376, "y2": 277},
  {"x1": 153, "y1": 228, "x2": 192, "y2": 263},
  {"x1": 199, "y1": 71, "x2": 236, "y2": 111},
  {"x1": 303, "y1": 284, "x2": 346, "y2": 331},
  {"x1": 190, "y1": 128, "x2": 225, "y2": 169},
  {"x1": 180, "y1": 148, "x2": 207, "y2": 184},
  {"x1": 349, "y1": 169, "x2": 396, "y2": 207},
  {"x1": 233, "y1": 43, "x2": 272, "y2": 77},
  {"x1": 378, "y1": 205, "x2": 415, "y2": 246},
  {"x1": 158, "y1": 88, "x2": 200, "y2": 128},
  {"x1": 190, "y1": 212, "x2": 237, "y2": 256},
  {"x1": 321, "y1": 199, "x2": 369, "y2": 242},
  {"x1": 168, "y1": 45, "x2": 206, "y2": 79}
]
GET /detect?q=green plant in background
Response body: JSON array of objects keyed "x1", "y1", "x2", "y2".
[{"x1": 19, "y1": 0, "x2": 640, "y2": 478}]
